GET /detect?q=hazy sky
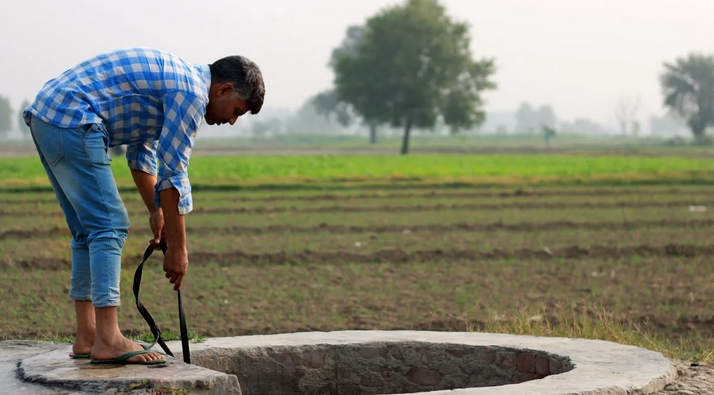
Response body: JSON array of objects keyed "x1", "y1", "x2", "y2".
[{"x1": 1, "y1": 0, "x2": 712, "y2": 127}]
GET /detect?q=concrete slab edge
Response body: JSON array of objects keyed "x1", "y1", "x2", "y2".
[
  {"x1": 160, "y1": 330, "x2": 677, "y2": 395},
  {"x1": 0, "y1": 331, "x2": 677, "y2": 395}
]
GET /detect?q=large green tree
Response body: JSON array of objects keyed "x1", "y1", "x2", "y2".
[
  {"x1": 0, "y1": 95, "x2": 13, "y2": 139},
  {"x1": 660, "y1": 53, "x2": 714, "y2": 141},
  {"x1": 18, "y1": 99, "x2": 31, "y2": 139},
  {"x1": 331, "y1": 0, "x2": 496, "y2": 154},
  {"x1": 315, "y1": 25, "x2": 383, "y2": 144}
]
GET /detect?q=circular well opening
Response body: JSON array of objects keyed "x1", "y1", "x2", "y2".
[{"x1": 191, "y1": 341, "x2": 573, "y2": 394}]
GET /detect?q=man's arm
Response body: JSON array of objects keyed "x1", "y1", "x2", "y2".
[
  {"x1": 132, "y1": 168, "x2": 176, "y2": 250},
  {"x1": 159, "y1": 187, "x2": 186, "y2": 251},
  {"x1": 131, "y1": 169, "x2": 159, "y2": 214},
  {"x1": 153, "y1": 91, "x2": 203, "y2": 290}
]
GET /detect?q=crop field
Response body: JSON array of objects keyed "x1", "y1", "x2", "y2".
[
  {"x1": 3, "y1": 153, "x2": 714, "y2": 190},
  {"x1": 1, "y1": 152, "x2": 714, "y2": 361}
]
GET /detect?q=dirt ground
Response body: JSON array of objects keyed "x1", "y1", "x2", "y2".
[{"x1": 1, "y1": 184, "x2": 713, "y2": 354}]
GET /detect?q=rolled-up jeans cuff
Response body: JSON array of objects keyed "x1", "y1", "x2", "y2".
[
  {"x1": 69, "y1": 291, "x2": 92, "y2": 301},
  {"x1": 93, "y1": 299, "x2": 121, "y2": 308},
  {"x1": 69, "y1": 293, "x2": 93, "y2": 301}
]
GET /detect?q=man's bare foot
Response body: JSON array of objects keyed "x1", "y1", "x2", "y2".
[
  {"x1": 91, "y1": 335, "x2": 165, "y2": 363},
  {"x1": 70, "y1": 332, "x2": 95, "y2": 357},
  {"x1": 71, "y1": 300, "x2": 96, "y2": 357}
]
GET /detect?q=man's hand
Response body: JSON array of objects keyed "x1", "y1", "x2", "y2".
[
  {"x1": 159, "y1": 187, "x2": 188, "y2": 291},
  {"x1": 149, "y1": 209, "x2": 166, "y2": 250},
  {"x1": 163, "y1": 245, "x2": 188, "y2": 291}
]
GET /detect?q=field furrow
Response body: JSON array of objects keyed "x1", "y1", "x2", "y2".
[
  {"x1": 3, "y1": 218, "x2": 714, "y2": 240},
  {"x1": 3, "y1": 242, "x2": 713, "y2": 271},
  {"x1": 3, "y1": 198, "x2": 714, "y2": 217}
]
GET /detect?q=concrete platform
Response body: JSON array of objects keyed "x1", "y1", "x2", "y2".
[
  {"x1": 18, "y1": 348, "x2": 240, "y2": 394},
  {"x1": 1, "y1": 331, "x2": 677, "y2": 394}
]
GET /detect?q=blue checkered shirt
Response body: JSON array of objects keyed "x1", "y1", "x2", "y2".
[{"x1": 24, "y1": 47, "x2": 211, "y2": 215}]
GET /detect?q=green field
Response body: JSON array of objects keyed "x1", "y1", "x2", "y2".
[
  {"x1": 1, "y1": 152, "x2": 713, "y2": 364},
  {"x1": 3, "y1": 153, "x2": 714, "y2": 190}
]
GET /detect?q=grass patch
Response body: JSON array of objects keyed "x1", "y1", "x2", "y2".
[
  {"x1": 131, "y1": 329, "x2": 206, "y2": 344},
  {"x1": 151, "y1": 387, "x2": 189, "y2": 395},
  {"x1": 482, "y1": 303, "x2": 713, "y2": 364}
]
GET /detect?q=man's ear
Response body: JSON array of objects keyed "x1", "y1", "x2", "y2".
[{"x1": 219, "y1": 83, "x2": 234, "y2": 96}]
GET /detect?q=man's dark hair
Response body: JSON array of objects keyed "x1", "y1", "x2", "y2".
[{"x1": 209, "y1": 55, "x2": 264, "y2": 114}]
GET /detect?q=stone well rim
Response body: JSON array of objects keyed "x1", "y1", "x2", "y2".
[{"x1": 160, "y1": 330, "x2": 676, "y2": 395}]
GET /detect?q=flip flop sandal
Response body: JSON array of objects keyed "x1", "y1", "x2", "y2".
[
  {"x1": 90, "y1": 349, "x2": 167, "y2": 365},
  {"x1": 71, "y1": 343, "x2": 152, "y2": 359}
]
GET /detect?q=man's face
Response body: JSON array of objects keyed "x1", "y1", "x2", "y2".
[{"x1": 205, "y1": 83, "x2": 250, "y2": 126}]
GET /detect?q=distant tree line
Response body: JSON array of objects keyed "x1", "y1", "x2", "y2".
[
  {"x1": 2, "y1": 0, "x2": 713, "y2": 150},
  {"x1": 514, "y1": 103, "x2": 556, "y2": 133},
  {"x1": 0, "y1": 96, "x2": 30, "y2": 140},
  {"x1": 304, "y1": 0, "x2": 714, "y2": 150}
]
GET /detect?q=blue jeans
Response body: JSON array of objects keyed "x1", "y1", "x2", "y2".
[{"x1": 30, "y1": 116, "x2": 130, "y2": 308}]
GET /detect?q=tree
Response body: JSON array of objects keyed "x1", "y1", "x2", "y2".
[
  {"x1": 515, "y1": 102, "x2": 535, "y2": 133},
  {"x1": 559, "y1": 118, "x2": 608, "y2": 135},
  {"x1": 613, "y1": 96, "x2": 640, "y2": 136},
  {"x1": 537, "y1": 105, "x2": 556, "y2": 130},
  {"x1": 318, "y1": 25, "x2": 384, "y2": 144},
  {"x1": 311, "y1": 90, "x2": 353, "y2": 128},
  {"x1": 0, "y1": 95, "x2": 12, "y2": 139},
  {"x1": 631, "y1": 120, "x2": 641, "y2": 137},
  {"x1": 311, "y1": 89, "x2": 383, "y2": 144},
  {"x1": 331, "y1": 0, "x2": 496, "y2": 154},
  {"x1": 660, "y1": 53, "x2": 714, "y2": 141},
  {"x1": 289, "y1": 95, "x2": 344, "y2": 134},
  {"x1": 251, "y1": 117, "x2": 284, "y2": 137},
  {"x1": 649, "y1": 114, "x2": 686, "y2": 136},
  {"x1": 515, "y1": 102, "x2": 556, "y2": 133},
  {"x1": 17, "y1": 99, "x2": 31, "y2": 139}
]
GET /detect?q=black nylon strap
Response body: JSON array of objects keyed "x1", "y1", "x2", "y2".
[
  {"x1": 132, "y1": 242, "x2": 191, "y2": 364},
  {"x1": 177, "y1": 289, "x2": 191, "y2": 363}
]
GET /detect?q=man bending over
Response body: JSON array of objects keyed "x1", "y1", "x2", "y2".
[{"x1": 23, "y1": 48, "x2": 265, "y2": 365}]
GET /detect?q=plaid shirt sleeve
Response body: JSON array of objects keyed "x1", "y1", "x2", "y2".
[
  {"x1": 151, "y1": 91, "x2": 206, "y2": 215},
  {"x1": 126, "y1": 141, "x2": 159, "y2": 176}
]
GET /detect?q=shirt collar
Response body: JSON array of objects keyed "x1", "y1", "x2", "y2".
[{"x1": 198, "y1": 64, "x2": 212, "y2": 99}]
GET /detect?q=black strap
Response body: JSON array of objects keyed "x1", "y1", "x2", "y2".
[{"x1": 132, "y1": 242, "x2": 191, "y2": 364}]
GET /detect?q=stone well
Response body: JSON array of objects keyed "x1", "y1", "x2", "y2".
[
  {"x1": 2, "y1": 330, "x2": 677, "y2": 394},
  {"x1": 188, "y1": 341, "x2": 571, "y2": 394}
]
